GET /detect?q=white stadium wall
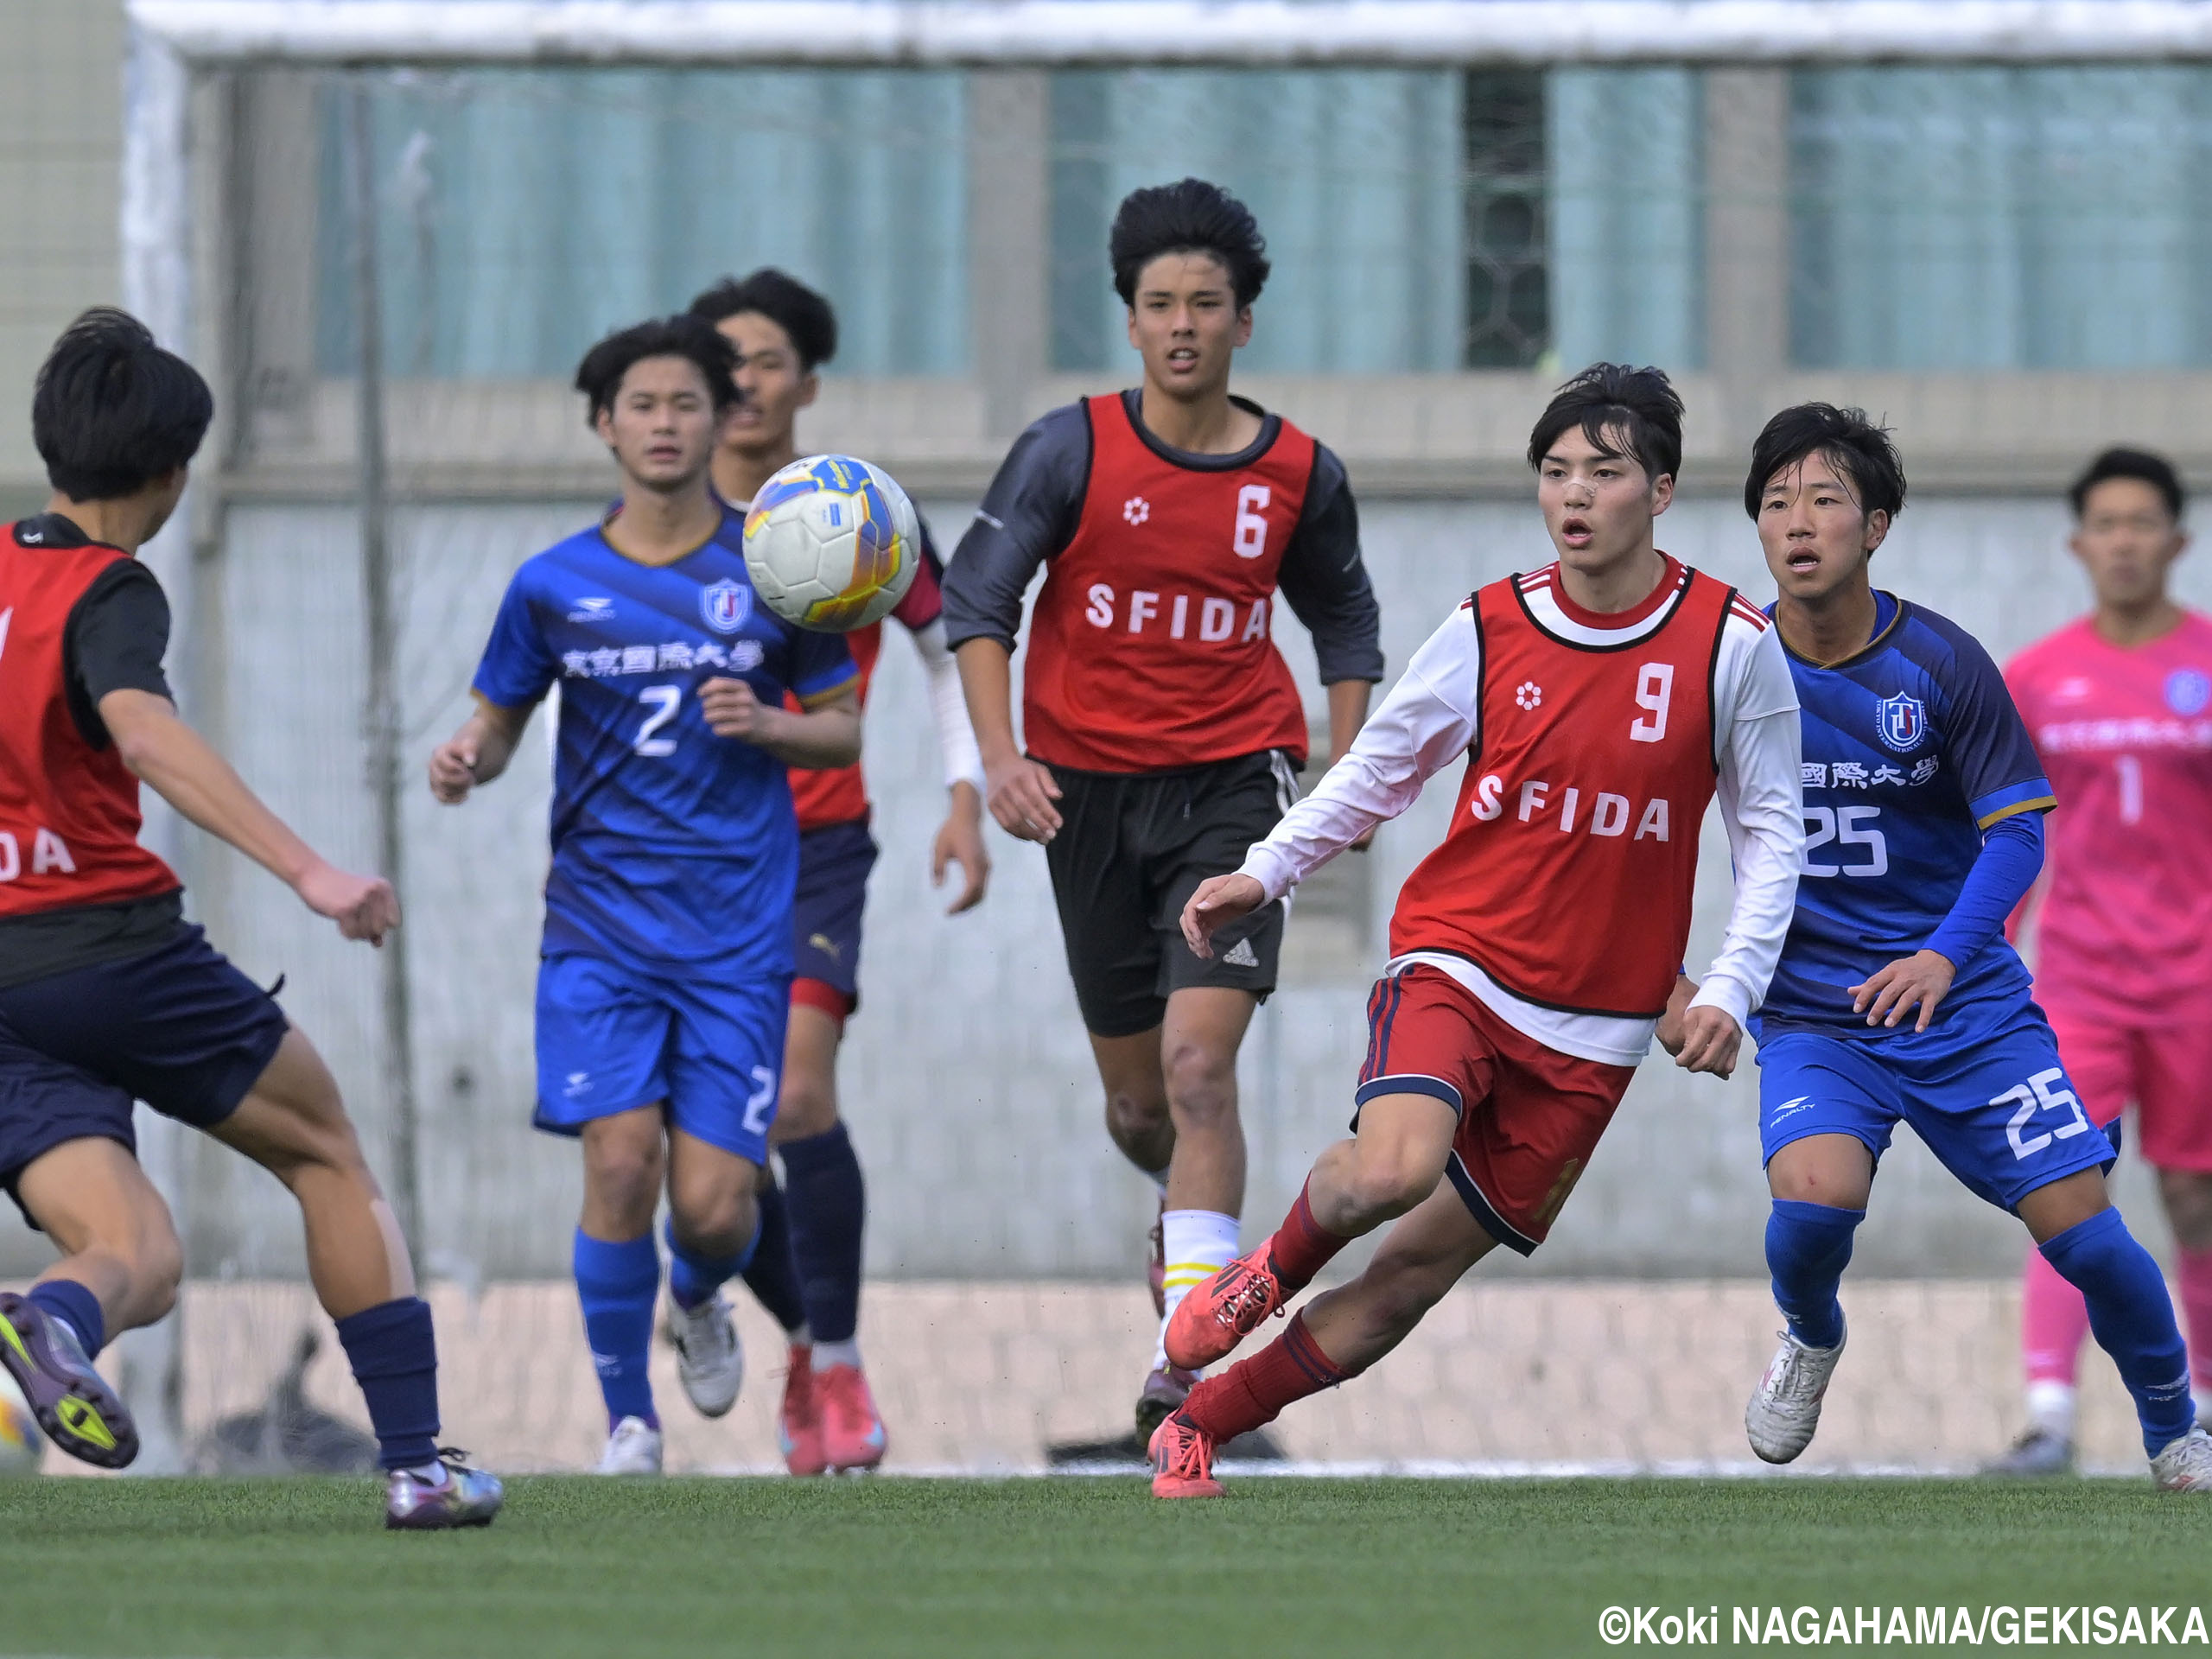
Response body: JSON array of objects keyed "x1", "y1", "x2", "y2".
[{"x1": 1, "y1": 487, "x2": 2177, "y2": 1285}]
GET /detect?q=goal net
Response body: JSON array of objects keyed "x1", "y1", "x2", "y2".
[{"x1": 22, "y1": 0, "x2": 2207, "y2": 1476}]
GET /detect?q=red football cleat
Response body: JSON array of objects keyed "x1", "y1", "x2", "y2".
[
  {"x1": 778, "y1": 1344, "x2": 827, "y2": 1478},
  {"x1": 818, "y1": 1362, "x2": 887, "y2": 1472},
  {"x1": 1148, "y1": 1408, "x2": 1223, "y2": 1499},
  {"x1": 1163, "y1": 1247, "x2": 1287, "y2": 1371}
]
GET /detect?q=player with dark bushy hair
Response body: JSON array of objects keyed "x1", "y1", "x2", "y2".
[
  {"x1": 0, "y1": 308, "x2": 502, "y2": 1528},
  {"x1": 1109, "y1": 177, "x2": 1272, "y2": 309},
  {"x1": 945, "y1": 177, "x2": 1382, "y2": 1440},
  {"x1": 690, "y1": 268, "x2": 838, "y2": 374},
  {"x1": 683, "y1": 269, "x2": 988, "y2": 1475}
]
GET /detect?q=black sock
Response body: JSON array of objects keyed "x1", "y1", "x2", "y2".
[
  {"x1": 781, "y1": 1122, "x2": 866, "y2": 1345},
  {"x1": 741, "y1": 1177, "x2": 810, "y2": 1338},
  {"x1": 334, "y1": 1297, "x2": 441, "y2": 1471}
]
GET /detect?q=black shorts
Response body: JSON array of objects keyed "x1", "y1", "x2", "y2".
[
  {"x1": 0, "y1": 925, "x2": 289, "y2": 1225},
  {"x1": 791, "y1": 816, "x2": 879, "y2": 1019},
  {"x1": 1044, "y1": 750, "x2": 1299, "y2": 1039}
]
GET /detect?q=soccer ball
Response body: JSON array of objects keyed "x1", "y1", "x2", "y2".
[
  {"x1": 742, "y1": 454, "x2": 921, "y2": 632},
  {"x1": 0, "y1": 1370, "x2": 41, "y2": 1477}
]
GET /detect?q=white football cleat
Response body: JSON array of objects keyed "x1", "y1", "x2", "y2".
[
  {"x1": 595, "y1": 1414, "x2": 664, "y2": 1475},
  {"x1": 1745, "y1": 1315, "x2": 1847, "y2": 1465},
  {"x1": 668, "y1": 1292, "x2": 744, "y2": 1419},
  {"x1": 2151, "y1": 1426, "x2": 2212, "y2": 1492}
]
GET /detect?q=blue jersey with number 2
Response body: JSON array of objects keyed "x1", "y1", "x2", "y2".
[
  {"x1": 471, "y1": 507, "x2": 856, "y2": 972},
  {"x1": 1756, "y1": 593, "x2": 2056, "y2": 1037}
]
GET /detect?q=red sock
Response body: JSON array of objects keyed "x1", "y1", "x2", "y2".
[
  {"x1": 1182, "y1": 1312, "x2": 1347, "y2": 1441},
  {"x1": 1266, "y1": 1181, "x2": 1350, "y2": 1294},
  {"x1": 2179, "y1": 1247, "x2": 2212, "y2": 1401}
]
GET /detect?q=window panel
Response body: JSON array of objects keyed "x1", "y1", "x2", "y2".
[
  {"x1": 315, "y1": 69, "x2": 970, "y2": 380},
  {"x1": 1791, "y1": 67, "x2": 2212, "y2": 370}
]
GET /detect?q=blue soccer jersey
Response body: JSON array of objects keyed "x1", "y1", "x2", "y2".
[
  {"x1": 1756, "y1": 592, "x2": 2056, "y2": 1037},
  {"x1": 471, "y1": 507, "x2": 856, "y2": 975}
]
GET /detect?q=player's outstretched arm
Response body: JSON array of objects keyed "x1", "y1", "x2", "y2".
[
  {"x1": 428, "y1": 695, "x2": 533, "y2": 804},
  {"x1": 954, "y1": 637, "x2": 1063, "y2": 844},
  {"x1": 99, "y1": 689, "x2": 397, "y2": 945},
  {"x1": 700, "y1": 677, "x2": 861, "y2": 768}
]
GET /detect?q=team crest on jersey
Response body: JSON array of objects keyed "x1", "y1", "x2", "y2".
[
  {"x1": 700, "y1": 579, "x2": 752, "y2": 634},
  {"x1": 1873, "y1": 691, "x2": 1928, "y2": 753},
  {"x1": 2166, "y1": 667, "x2": 2212, "y2": 716}
]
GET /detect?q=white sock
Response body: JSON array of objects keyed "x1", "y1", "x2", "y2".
[
  {"x1": 2025, "y1": 1378, "x2": 2077, "y2": 1440},
  {"x1": 814, "y1": 1337, "x2": 861, "y2": 1370},
  {"x1": 1153, "y1": 1209, "x2": 1240, "y2": 1370}
]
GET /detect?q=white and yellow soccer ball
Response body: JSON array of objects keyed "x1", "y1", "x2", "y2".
[
  {"x1": 0, "y1": 1370, "x2": 41, "y2": 1477},
  {"x1": 742, "y1": 454, "x2": 921, "y2": 632}
]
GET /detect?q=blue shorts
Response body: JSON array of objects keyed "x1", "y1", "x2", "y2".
[
  {"x1": 533, "y1": 950, "x2": 789, "y2": 1165},
  {"x1": 0, "y1": 926, "x2": 289, "y2": 1224},
  {"x1": 791, "y1": 817, "x2": 878, "y2": 1015},
  {"x1": 1758, "y1": 1001, "x2": 2120, "y2": 1213}
]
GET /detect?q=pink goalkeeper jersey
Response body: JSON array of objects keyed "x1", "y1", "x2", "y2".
[{"x1": 2006, "y1": 611, "x2": 2212, "y2": 1017}]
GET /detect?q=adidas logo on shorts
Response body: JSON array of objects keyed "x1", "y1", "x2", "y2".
[{"x1": 1221, "y1": 938, "x2": 1260, "y2": 969}]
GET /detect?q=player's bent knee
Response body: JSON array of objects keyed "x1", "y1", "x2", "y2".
[{"x1": 1345, "y1": 1152, "x2": 1444, "y2": 1221}]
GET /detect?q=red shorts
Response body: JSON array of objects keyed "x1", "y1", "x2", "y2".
[
  {"x1": 1355, "y1": 965, "x2": 1637, "y2": 1254},
  {"x1": 2044, "y1": 999, "x2": 2212, "y2": 1173}
]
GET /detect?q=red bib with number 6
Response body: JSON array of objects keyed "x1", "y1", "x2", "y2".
[{"x1": 1020, "y1": 392, "x2": 1317, "y2": 773}]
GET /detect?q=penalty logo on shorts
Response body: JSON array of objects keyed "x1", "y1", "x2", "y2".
[
  {"x1": 1875, "y1": 691, "x2": 1928, "y2": 753},
  {"x1": 701, "y1": 578, "x2": 752, "y2": 635}
]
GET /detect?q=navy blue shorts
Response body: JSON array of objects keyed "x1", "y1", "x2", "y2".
[
  {"x1": 0, "y1": 925, "x2": 290, "y2": 1224},
  {"x1": 791, "y1": 817, "x2": 878, "y2": 1017}
]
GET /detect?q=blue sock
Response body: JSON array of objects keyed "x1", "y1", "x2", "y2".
[
  {"x1": 740, "y1": 1178, "x2": 810, "y2": 1338},
  {"x1": 1765, "y1": 1198, "x2": 1862, "y2": 1350},
  {"x1": 664, "y1": 1211, "x2": 760, "y2": 1313},
  {"x1": 781, "y1": 1122, "x2": 867, "y2": 1344},
  {"x1": 332, "y1": 1298, "x2": 441, "y2": 1471},
  {"x1": 572, "y1": 1230, "x2": 661, "y2": 1432},
  {"x1": 2040, "y1": 1207, "x2": 2196, "y2": 1458},
  {"x1": 28, "y1": 1280, "x2": 106, "y2": 1360}
]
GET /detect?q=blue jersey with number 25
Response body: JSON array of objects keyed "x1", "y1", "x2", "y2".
[
  {"x1": 471, "y1": 506, "x2": 856, "y2": 972},
  {"x1": 1756, "y1": 592, "x2": 2055, "y2": 1038}
]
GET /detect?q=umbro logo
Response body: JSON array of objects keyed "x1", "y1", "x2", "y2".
[
  {"x1": 1222, "y1": 938, "x2": 1260, "y2": 969},
  {"x1": 1122, "y1": 496, "x2": 1151, "y2": 527}
]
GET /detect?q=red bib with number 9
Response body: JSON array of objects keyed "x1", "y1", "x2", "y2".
[
  {"x1": 1389, "y1": 561, "x2": 1735, "y2": 1020},
  {"x1": 1020, "y1": 392, "x2": 1317, "y2": 773}
]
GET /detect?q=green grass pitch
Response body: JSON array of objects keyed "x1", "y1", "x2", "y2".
[{"x1": 5, "y1": 1476, "x2": 2209, "y2": 1656}]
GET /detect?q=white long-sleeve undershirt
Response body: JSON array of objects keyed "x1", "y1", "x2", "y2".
[{"x1": 906, "y1": 617, "x2": 986, "y2": 793}]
